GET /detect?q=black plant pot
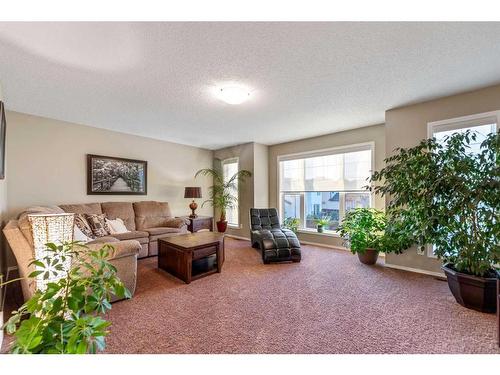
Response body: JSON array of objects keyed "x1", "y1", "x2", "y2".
[
  {"x1": 442, "y1": 264, "x2": 497, "y2": 313},
  {"x1": 317, "y1": 225, "x2": 323, "y2": 233}
]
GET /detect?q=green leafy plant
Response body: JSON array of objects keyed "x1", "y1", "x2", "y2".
[
  {"x1": 370, "y1": 130, "x2": 499, "y2": 277},
  {"x1": 314, "y1": 217, "x2": 331, "y2": 227},
  {"x1": 3, "y1": 242, "x2": 130, "y2": 354},
  {"x1": 282, "y1": 217, "x2": 300, "y2": 233},
  {"x1": 195, "y1": 166, "x2": 252, "y2": 222},
  {"x1": 314, "y1": 216, "x2": 331, "y2": 233},
  {"x1": 338, "y1": 208, "x2": 388, "y2": 254}
]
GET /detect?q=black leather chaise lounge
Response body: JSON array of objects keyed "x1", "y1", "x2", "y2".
[{"x1": 249, "y1": 208, "x2": 301, "y2": 264}]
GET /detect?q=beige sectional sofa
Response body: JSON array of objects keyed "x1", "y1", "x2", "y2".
[
  {"x1": 3, "y1": 201, "x2": 189, "y2": 302},
  {"x1": 59, "y1": 201, "x2": 189, "y2": 258}
]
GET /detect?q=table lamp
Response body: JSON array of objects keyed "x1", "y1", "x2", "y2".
[
  {"x1": 28, "y1": 213, "x2": 75, "y2": 291},
  {"x1": 184, "y1": 187, "x2": 202, "y2": 218}
]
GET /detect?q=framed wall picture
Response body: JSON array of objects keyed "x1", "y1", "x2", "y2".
[
  {"x1": 87, "y1": 154, "x2": 147, "y2": 195},
  {"x1": 0, "y1": 101, "x2": 6, "y2": 180}
]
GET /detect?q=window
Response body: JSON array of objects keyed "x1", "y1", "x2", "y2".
[
  {"x1": 278, "y1": 143, "x2": 373, "y2": 233},
  {"x1": 426, "y1": 110, "x2": 499, "y2": 257},
  {"x1": 222, "y1": 158, "x2": 240, "y2": 227}
]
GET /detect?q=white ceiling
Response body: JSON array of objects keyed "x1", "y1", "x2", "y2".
[{"x1": 1, "y1": 22, "x2": 500, "y2": 150}]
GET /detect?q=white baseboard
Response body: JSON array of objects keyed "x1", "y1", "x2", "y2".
[
  {"x1": 224, "y1": 234, "x2": 251, "y2": 241},
  {"x1": 384, "y1": 263, "x2": 445, "y2": 278},
  {"x1": 300, "y1": 240, "x2": 346, "y2": 251}
]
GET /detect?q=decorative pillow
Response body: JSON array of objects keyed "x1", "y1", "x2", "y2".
[
  {"x1": 85, "y1": 214, "x2": 111, "y2": 237},
  {"x1": 74, "y1": 225, "x2": 92, "y2": 243},
  {"x1": 74, "y1": 214, "x2": 96, "y2": 239},
  {"x1": 106, "y1": 218, "x2": 129, "y2": 234}
]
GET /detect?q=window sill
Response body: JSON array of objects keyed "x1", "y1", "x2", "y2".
[
  {"x1": 296, "y1": 229, "x2": 341, "y2": 238},
  {"x1": 227, "y1": 224, "x2": 242, "y2": 229}
]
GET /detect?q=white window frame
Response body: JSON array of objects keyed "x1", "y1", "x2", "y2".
[
  {"x1": 426, "y1": 110, "x2": 499, "y2": 257},
  {"x1": 221, "y1": 157, "x2": 241, "y2": 228},
  {"x1": 277, "y1": 141, "x2": 375, "y2": 236}
]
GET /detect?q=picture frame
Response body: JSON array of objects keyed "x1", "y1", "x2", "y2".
[
  {"x1": 87, "y1": 154, "x2": 147, "y2": 195},
  {"x1": 0, "y1": 101, "x2": 6, "y2": 180}
]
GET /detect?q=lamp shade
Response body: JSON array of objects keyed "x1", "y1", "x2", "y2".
[
  {"x1": 184, "y1": 187, "x2": 202, "y2": 199},
  {"x1": 28, "y1": 213, "x2": 75, "y2": 290}
]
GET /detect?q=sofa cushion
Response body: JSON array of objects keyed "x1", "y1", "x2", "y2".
[
  {"x1": 145, "y1": 227, "x2": 184, "y2": 236},
  {"x1": 133, "y1": 201, "x2": 173, "y2": 230},
  {"x1": 60, "y1": 203, "x2": 103, "y2": 215},
  {"x1": 147, "y1": 227, "x2": 186, "y2": 242},
  {"x1": 75, "y1": 214, "x2": 96, "y2": 239},
  {"x1": 85, "y1": 213, "x2": 111, "y2": 237},
  {"x1": 87, "y1": 236, "x2": 120, "y2": 245},
  {"x1": 111, "y1": 230, "x2": 149, "y2": 244},
  {"x1": 106, "y1": 218, "x2": 129, "y2": 234},
  {"x1": 101, "y1": 202, "x2": 136, "y2": 231}
]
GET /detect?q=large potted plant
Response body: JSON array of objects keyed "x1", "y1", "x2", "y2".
[
  {"x1": 3, "y1": 241, "x2": 130, "y2": 353},
  {"x1": 195, "y1": 167, "x2": 251, "y2": 233},
  {"x1": 370, "y1": 130, "x2": 499, "y2": 313},
  {"x1": 338, "y1": 208, "x2": 389, "y2": 265}
]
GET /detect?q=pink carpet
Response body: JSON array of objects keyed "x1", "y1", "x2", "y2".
[{"x1": 102, "y1": 238, "x2": 499, "y2": 354}]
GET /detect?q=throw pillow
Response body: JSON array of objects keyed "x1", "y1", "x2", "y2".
[
  {"x1": 74, "y1": 214, "x2": 96, "y2": 239},
  {"x1": 74, "y1": 224, "x2": 91, "y2": 243},
  {"x1": 85, "y1": 214, "x2": 111, "y2": 237},
  {"x1": 106, "y1": 218, "x2": 129, "y2": 234}
]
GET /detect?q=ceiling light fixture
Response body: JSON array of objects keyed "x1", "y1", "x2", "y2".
[{"x1": 216, "y1": 85, "x2": 251, "y2": 105}]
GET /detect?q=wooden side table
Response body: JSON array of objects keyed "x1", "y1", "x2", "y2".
[{"x1": 180, "y1": 215, "x2": 213, "y2": 233}]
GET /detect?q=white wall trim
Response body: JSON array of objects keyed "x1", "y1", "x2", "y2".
[
  {"x1": 300, "y1": 240, "x2": 346, "y2": 251},
  {"x1": 427, "y1": 109, "x2": 500, "y2": 138},
  {"x1": 224, "y1": 234, "x2": 251, "y2": 241},
  {"x1": 384, "y1": 263, "x2": 445, "y2": 279}
]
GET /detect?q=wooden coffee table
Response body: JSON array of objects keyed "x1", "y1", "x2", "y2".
[{"x1": 158, "y1": 232, "x2": 224, "y2": 284}]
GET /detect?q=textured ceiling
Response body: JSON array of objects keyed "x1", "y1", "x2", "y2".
[{"x1": 1, "y1": 22, "x2": 500, "y2": 150}]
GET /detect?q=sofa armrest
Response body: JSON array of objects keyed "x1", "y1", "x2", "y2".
[
  {"x1": 164, "y1": 217, "x2": 189, "y2": 228},
  {"x1": 85, "y1": 239, "x2": 141, "y2": 260}
]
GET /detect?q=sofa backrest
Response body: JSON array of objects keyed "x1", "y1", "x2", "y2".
[
  {"x1": 101, "y1": 202, "x2": 136, "y2": 231},
  {"x1": 133, "y1": 201, "x2": 173, "y2": 230},
  {"x1": 249, "y1": 208, "x2": 281, "y2": 231},
  {"x1": 59, "y1": 203, "x2": 103, "y2": 215}
]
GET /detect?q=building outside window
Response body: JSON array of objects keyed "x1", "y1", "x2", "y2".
[
  {"x1": 279, "y1": 143, "x2": 373, "y2": 233},
  {"x1": 222, "y1": 157, "x2": 240, "y2": 227}
]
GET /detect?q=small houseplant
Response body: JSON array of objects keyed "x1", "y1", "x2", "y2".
[
  {"x1": 282, "y1": 217, "x2": 300, "y2": 233},
  {"x1": 195, "y1": 167, "x2": 251, "y2": 233},
  {"x1": 314, "y1": 216, "x2": 331, "y2": 233},
  {"x1": 338, "y1": 208, "x2": 388, "y2": 265},
  {"x1": 370, "y1": 130, "x2": 499, "y2": 312},
  {"x1": 3, "y1": 241, "x2": 130, "y2": 353}
]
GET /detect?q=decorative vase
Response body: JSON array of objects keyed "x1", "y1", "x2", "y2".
[
  {"x1": 357, "y1": 249, "x2": 379, "y2": 265},
  {"x1": 317, "y1": 225, "x2": 323, "y2": 233},
  {"x1": 442, "y1": 264, "x2": 497, "y2": 313},
  {"x1": 216, "y1": 220, "x2": 228, "y2": 233}
]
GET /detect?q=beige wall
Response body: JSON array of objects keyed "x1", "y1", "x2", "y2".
[
  {"x1": 5, "y1": 111, "x2": 214, "y2": 221},
  {"x1": 252, "y1": 143, "x2": 269, "y2": 209},
  {"x1": 268, "y1": 124, "x2": 386, "y2": 248},
  {"x1": 384, "y1": 83, "x2": 500, "y2": 274}
]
